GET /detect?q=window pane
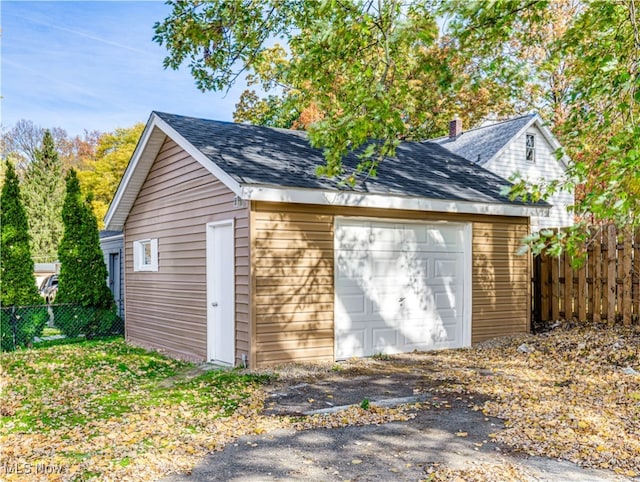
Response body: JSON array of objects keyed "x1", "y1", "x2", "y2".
[
  {"x1": 526, "y1": 135, "x2": 534, "y2": 148},
  {"x1": 526, "y1": 134, "x2": 535, "y2": 162},
  {"x1": 143, "y1": 242, "x2": 152, "y2": 265},
  {"x1": 526, "y1": 148, "x2": 534, "y2": 162}
]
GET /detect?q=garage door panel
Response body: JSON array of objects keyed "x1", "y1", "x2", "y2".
[
  {"x1": 336, "y1": 221, "x2": 465, "y2": 253},
  {"x1": 335, "y1": 219, "x2": 469, "y2": 359},
  {"x1": 434, "y1": 290, "x2": 461, "y2": 310},
  {"x1": 434, "y1": 259, "x2": 460, "y2": 278},
  {"x1": 403, "y1": 225, "x2": 464, "y2": 252},
  {"x1": 338, "y1": 330, "x2": 366, "y2": 357},
  {"x1": 372, "y1": 328, "x2": 399, "y2": 352},
  {"x1": 340, "y1": 294, "x2": 366, "y2": 314}
]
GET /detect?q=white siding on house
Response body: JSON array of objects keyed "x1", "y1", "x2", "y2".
[{"x1": 484, "y1": 125, "x2": 573, "y2": 229}]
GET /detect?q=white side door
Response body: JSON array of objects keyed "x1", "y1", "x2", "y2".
[{"x1": 206, "y1": 220, "x2": 235, "y2": 365}]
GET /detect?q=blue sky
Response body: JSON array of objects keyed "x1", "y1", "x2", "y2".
[{"x1": 1, "y1": 1, "x2": 247, "y2": 136}]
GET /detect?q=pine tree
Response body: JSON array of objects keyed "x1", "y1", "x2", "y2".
[
  {"x1": 1, "y1": 161, "x2": 46, "y2": 351},
  {"x1": 22, "y1": 130, "x2": 65, "y2": 263},
  {"x1": 55, "y1": 170, "x2": 119, "y2": 338},
  {"x1": 56, "y1": 170, "x2": 113, "y2": 308},
  {"x1": 0, "y1": 161, "x2": 41, "y2": 306}
]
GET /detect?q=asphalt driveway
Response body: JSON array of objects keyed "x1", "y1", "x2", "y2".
[{"x1": 161, "y1": 369, "x2": 629, "y2": 482}]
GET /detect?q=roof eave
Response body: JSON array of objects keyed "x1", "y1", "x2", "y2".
[
  {"x1": 104, "y1": 112, "x2": 243, "y2": 231},
  {"x1": 99, "y1": 234, "x2": 124, "y2": 241},
  {"x1": 104, "y1": 114, "x2": 166, "y2": 231},
  {"x1": 104, "y1": 112, "x2": 550, "y2": 232},
  {"x1": 239, "y1": 184, "x2": 549, "y2": 218},
  {"x1": 532, "y1": 116, "x2": 571, "y2": 169}
]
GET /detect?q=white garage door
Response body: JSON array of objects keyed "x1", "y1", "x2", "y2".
[{"x1": 335, "y1": 219, "x2": 470, "y2": 359}]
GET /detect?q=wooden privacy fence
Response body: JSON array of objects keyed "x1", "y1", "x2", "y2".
[{"x1": 533, "y1": 225, "x2": 640, "y2": 325}]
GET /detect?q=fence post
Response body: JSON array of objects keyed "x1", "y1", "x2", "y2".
[
  {"x1": 564, "y1": 250, "x2": 573, "y2": 320},
  {"x1": 634, "y1": 228, "x2": 640, "y2": 324},
  {"x1": 578, "y1": 256, "x2": 587, "y2": 322},
  {"x1": 623, "y1": 230, "x2": 633, "y2": 325},
  {"x1": 532, "y1": 254, "x2": 541, "y2": 324},
  {"x1": 10, "y1": 306, "x2": 18, "y2": 351},
  {"x1": 552, "y1": 253, "x2": 560, "y2": 321},
  {"x1": 540, "y1": 253, "x2": 550, "y2": 322},
  {"x1": 607, "y1": 224, "x2": 617, "y2": 325},
  {"x1": 592, "y1": 232, "x2": 602, "y2": 323}
]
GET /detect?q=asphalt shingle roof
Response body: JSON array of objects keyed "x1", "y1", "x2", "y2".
[
  {"x1": 429, "y1": 114, "x2": 536, "y2": 166},
  {"x1": 155, "y1": 111, "x2": 546, "y2": 208}
]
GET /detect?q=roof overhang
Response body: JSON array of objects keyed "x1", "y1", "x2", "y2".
[
  {"x1": 239, "y1": 185, "x2": 550, "y2": 218},
  {"x1": 99, "y1": 233, "x2": 124, "y2": 241}
]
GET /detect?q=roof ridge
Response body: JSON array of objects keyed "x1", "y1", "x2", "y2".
[
  {"x1": 426, "y1": 112, "x2": 537, "y2": 142},
  {"x1": 153, "y1": 111, "x2": 310, "y2": 139}
]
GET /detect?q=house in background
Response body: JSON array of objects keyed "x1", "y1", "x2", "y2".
[
  {"x1": 99, "y1": 230, "x2": 124, "y2": 319},
  {"x1": 430, "y1": 114, "x2": 573, "y2": 229},
  {"x1": 104, "y1": 111, "x2": 548, "y2": 369}
]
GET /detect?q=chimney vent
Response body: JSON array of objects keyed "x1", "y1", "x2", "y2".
[{"x1": 449, "y1": 118, "x2": 462, "y2": 139}]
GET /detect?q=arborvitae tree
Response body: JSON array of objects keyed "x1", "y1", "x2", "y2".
[
  {"x1": 1, "y1": 161, "x2": 46, "y2": 351},
  {"x1": 23, "y1": 130, "x2": 65, "y2": 262},
  {"x1": 0, "y1": 161, "x2": 41, "y2": 306},
  {"x1": 56, "y1": 169, "x2": 113, "y2": 308}
]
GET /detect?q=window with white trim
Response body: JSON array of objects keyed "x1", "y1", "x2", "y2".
[
  {"x1": 525, "y1": 134, "x2": 536, "y2": 162},
  {"x1": 133, "y1": 239, "x2": 158, "y2": 272}
]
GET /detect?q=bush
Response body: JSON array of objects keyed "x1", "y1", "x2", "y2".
[
  {"x1": 52, "y1": 304, "x2": 123, "y2": 339},
  {"x1": 85, "y1": 307, "x2": 124, "y2": 339},
  {"x1": 0, "y1": 305, "x2": 49, "y2": 352}
]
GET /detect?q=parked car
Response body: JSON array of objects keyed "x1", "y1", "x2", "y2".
[{"x1": 39, "y1": 274, "x2": 58, "y2": 304}]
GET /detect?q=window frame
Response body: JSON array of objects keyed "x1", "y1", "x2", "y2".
[
  {"x1": 133, "y1": 238, "x2": 158, "y2": 272},
  {"x1": 525, "y1": 133, "x2": 536, "y2": 163}
]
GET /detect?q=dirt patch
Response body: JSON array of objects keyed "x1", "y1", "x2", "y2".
[
  {"x1": 157, "y1": 363, "x2": 223, "y2": 388},
  {"x1": 264, "y1": 372, "x2": 426, "y2": 415},
  {"x1": 261, "y1": 355, "x2": 494, "y2": 416}
]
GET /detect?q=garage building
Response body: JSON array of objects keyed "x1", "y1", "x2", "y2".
[{"x1": 104, "y1": 112, "x2": 548, "y2": 368}]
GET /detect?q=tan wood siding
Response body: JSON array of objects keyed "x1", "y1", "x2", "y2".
[
  {"x1": 124, "y1": 139, "x2": 249, "y2": 363},
  {"x1": 471, "y1": 222, "x2": 531, "y2": 342},
  {"x1": 251, "y1": 206, "x2": 335, "y2": 366},
  {"x1": 251, "y1": 201, "x2": 530, "y2": 367}
]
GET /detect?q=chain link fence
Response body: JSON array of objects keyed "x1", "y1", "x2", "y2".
[{"x1": 1, "y1": 304, "x2": 124, "y2": 352}]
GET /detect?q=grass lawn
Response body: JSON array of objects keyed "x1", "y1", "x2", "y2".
[{"x1": 0, "y1": 338, "x2": 272, "y2": 481}]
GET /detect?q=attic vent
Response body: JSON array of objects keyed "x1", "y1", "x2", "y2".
[{"x1": 233, "y1": 196, "x2": 248, "y2": 208}]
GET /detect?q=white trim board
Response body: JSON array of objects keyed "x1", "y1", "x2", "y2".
[{"x1": 240, "y1": 185, "x2": 549, "y2": 218}]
